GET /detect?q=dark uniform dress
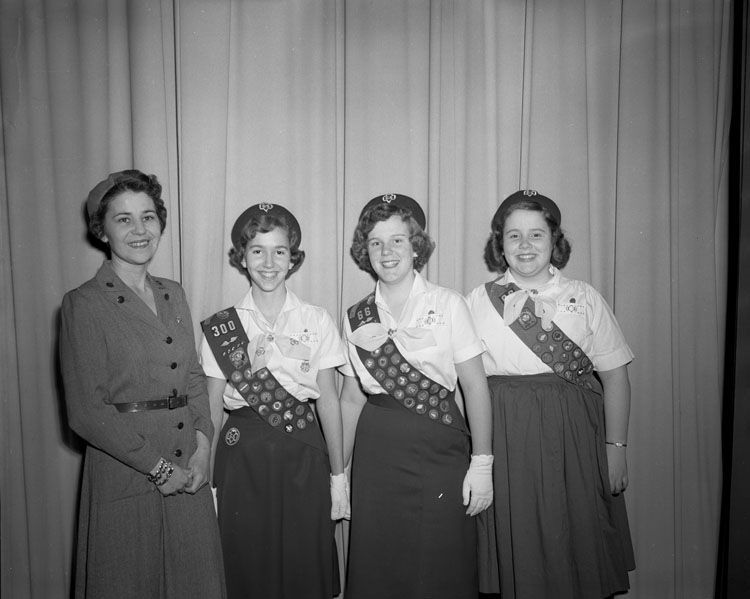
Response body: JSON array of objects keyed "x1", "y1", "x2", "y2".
[
  {"x1": 467, "y1": 268, "x2": 635, "y2": 599},
  {"x1": 342, "y1": 273, "x2": 484, "y2": 599},
  {"x1": 60, "y1": 261, "x2": 225, "y2": 599},
  {"x1": 200, "y1": 290, "x2": 346, "y2": 599}
]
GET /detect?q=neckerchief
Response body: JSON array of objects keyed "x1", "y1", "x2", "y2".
[
  {"x1": 485, "y1": 280, "x2": 602, "y2": 395},
  {"x1": 347, "y1": 293, "x2": 468, "y2": 433}
]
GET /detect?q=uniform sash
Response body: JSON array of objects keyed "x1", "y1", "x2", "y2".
[
  {"x1": 485, "y1": 281, "x2": 602, "y2": 395},
  {"x1": 201, "y1": 307, "x2": 325, "y2": 451},
  {"x1": 347, "y1": 293, "x2": 468, "y2": 434}
]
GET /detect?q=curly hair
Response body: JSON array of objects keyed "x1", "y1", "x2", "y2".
[
  {"x1": 228, "y1": 213, "x2": 305, "y2": 278},
  {"x1": 484, "y1": 200, "x2": 571, "y2": 274},
  {"x1": 88, "y1": 171, "x2": 167, "y2": 240},
  {"x1": 350, "y1": 201, "x2": 435, "y2": 278}
]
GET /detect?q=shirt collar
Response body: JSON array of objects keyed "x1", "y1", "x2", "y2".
[
  {"x1": 94, "y1": 260, "x2": 164, "y2": 291},
  {"x1": 236, "y1": 287, "x2": 302, "y2": 326},
  {"x1": 498, "y1": 265, "x2": 560, "y2": 292},
  {"x1": 374, "y1": 270, "x2": 428, "y2": 314}
]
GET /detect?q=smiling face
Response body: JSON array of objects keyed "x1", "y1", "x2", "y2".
[
  {"x1": 243, "y1": 226, "x2": 292, "y2": 295},
  {"x1": 502, "y1": 208, "x2": 554, "y2": 287},
  {"x1": 101, "y1": 190, "x2": 162, "y2": 268},
  {"x1": 366, "y1": 215, "x2": 416, "y2": 287}
]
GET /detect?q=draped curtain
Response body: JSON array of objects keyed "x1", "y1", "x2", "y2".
[{"x1": 1, "y1": 1, "x2": 731, "y2": 598}]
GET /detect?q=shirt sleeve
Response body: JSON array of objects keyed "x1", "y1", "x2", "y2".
[
  {"x1": 449, "y1": 293, "x2": 485, "y2": 364},
  {"x1": 316, "y1": 308, "x2": 347, "y2": 370},
  {"x1": 585, "y1": 285, "x2": 635, "y2": 371},
  {"x1": 336, "y1": 315, "x2": 358, "y2": 378},
  {"x1": 199, "y1": 331, "x2": 226, "y2": 380}
]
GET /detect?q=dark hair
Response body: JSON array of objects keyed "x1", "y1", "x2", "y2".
[
  {"x1": 228, "y1": 213, "x2": 305, "y2": 278},
  {"x1": 88, "y1": 171, "x2": 167, "y2": 240},
  {"x1": 483, "y1": 200, "x2": 571, "y2": 273},
  {"x1": 350, "y1": 202, "x2": 435, "y2": 277}
]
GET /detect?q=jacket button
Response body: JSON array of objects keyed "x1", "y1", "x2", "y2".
[
  {"x1": 165, "y1": 337, "x2": 173, "y2": 344},
  {"x1": 177, "y1": 422, "x2": 184, "y2": 429},
  {"x1": 174, "y1": 449, "x2": 182, "y2": 457},
  {"x1": 170, "y1": 362, "x2": 177, "y2": 369},
  {"x1": 164, "y1": 293, "x2": 170, "y2": 300},
  {"x1": 117, "y1": 296, "x2": 125, "y2": 303},
  {"x1": 106, "y1": 282, "x2": 114, "y2": 287}
]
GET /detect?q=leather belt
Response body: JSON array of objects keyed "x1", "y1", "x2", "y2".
[{"x1": 115, "y1": 393, "x2": 188, "y2": 413}]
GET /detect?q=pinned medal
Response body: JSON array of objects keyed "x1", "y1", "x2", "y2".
[
  {"x1": 300, "y1": 361, "x2": 310, "y2": 373},
  {"x1": 225, "y1": 427, "x2": 240, "y2": 446}
]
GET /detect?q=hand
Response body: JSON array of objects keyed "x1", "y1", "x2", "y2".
[
  {"x1": 156, "y1": 463, "x2": 191, "y2": 496},
  {"x1": 462, "y1": 454, "x2": 494, "y2": 516},
  {"x1": 606, "y1": 444, "x2": 629, "y2": 495},
  {"x1": 330, "y1": 473, "x2": 350, "y2": 520},
  {"x1": 185, "y1": 445, "x2": 210, "y2": 494}
]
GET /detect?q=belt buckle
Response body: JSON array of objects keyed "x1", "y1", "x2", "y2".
[{"x1": 168, "y1": 393, "x2": 181, "y2": 409}]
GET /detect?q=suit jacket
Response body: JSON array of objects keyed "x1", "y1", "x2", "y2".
[{"x1": 60, "y1": 260, "x2": 212, "y2": 477}]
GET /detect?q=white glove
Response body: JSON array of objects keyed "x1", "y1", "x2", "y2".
[
  {"x1": 330, "y1": 473, "x2": 350, "y2": 521},
  {"x1": 462, "y1": 454, "x2": 494, "y2": 516}
]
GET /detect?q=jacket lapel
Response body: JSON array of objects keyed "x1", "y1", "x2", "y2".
[{"x1": 95, "y1": 262, "x2": 169, "y2": 335}]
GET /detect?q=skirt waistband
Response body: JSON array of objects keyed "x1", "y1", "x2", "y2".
[
  {"x1": 487, "y1": 373, "x2": 560, "y2": 385},
  {"x1": 367, "y1": 393, "x2": 401, "y2": 409}
]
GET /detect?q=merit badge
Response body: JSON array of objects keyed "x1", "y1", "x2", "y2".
[
  {"x1": 224, "y1": 427, "x2": 240, "y2": 446},
  {"x1": 230, "y1": 348, "x2": 248, "y2": 368},
  {"x1": 300, "y1": 361, "x2": 310, "y2": 373}
]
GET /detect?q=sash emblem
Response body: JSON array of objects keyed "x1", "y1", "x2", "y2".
[{"x1": 224, "y1": 427, "x2": 240, "y2": 446}]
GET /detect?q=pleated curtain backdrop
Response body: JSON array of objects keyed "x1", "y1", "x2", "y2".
[{"x1": 0, "y1": 1, "x2": 730, "y2": 598}]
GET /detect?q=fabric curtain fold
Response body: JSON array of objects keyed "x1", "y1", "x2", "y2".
[{"x1": 1, "y1": 1, "x2": 729, "y2": 597}]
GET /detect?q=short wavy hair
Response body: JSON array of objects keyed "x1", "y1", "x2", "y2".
[
  {"x1": 88, "y1": 171, "x2": 167, "y2": 240},
  {"x1": 484, "y1": 200, "x2": 571, "y2": 274},
  {"x1": 350, "y1": 201, "x2": 435, "y2": 278},
  {"x1": 228, "y1": 213, "x2": 305, "y2": 278}
]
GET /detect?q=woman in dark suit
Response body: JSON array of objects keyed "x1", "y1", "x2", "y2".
[{"x1": 60, "y1": 170, "x2": 225, "y2": 599}]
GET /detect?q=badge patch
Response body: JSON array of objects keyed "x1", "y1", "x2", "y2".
[
  {"x1": 416, "y1": 310, "x2": 446, "y2": 327},
  {"x1": 230, "y1": 348, "x2": 248, "y2": 368},
  {"x1": 224, "y1": 427, "x2": 240, "y2": 446},
  {"x1": 557, "y1": 302, "x2": 585, "y2": 316}
]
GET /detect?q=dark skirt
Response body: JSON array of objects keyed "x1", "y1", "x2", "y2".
[
  {"x1": 477, "y1": 373, "x2": 635, "y2": 599},
  {"x1": 346, "y1": 394, "x2": 476, "y2": 599},
  {"x1": 214, "y1": 406, "x2": 339, "y2": 599}
]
